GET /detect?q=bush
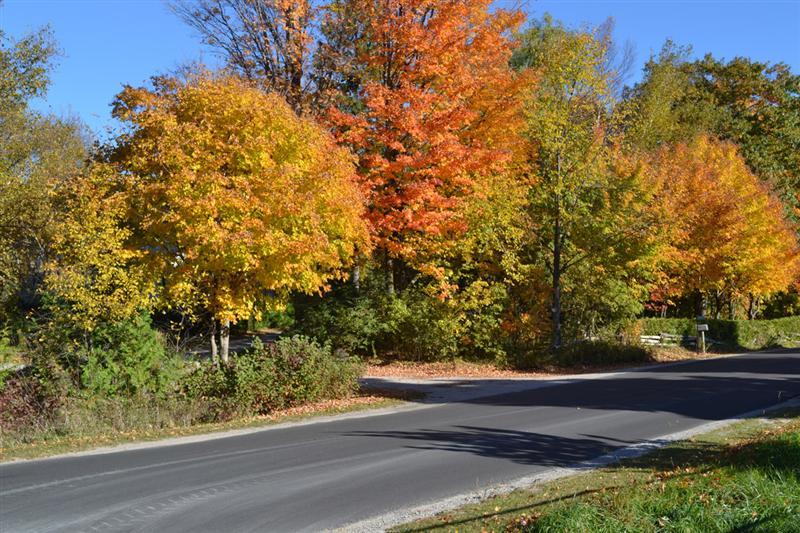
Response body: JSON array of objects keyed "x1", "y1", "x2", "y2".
[
  {"x1": 294, "y1": 291, "x2": 401, "y2": 356},
  {"x1": 551, "y1": 340, "x2": 654, "y2": 368},
  {"x1": 294, "y1": 280, "x2": 509, "y2": 363},
  {"x1": 182, "y1": 335, "x2": 362, "y2": 420},
  {"x1": 634, "y1": 316, "x2": 800, "y2": 350},
  {"x1": 0, "y1": 326, "x2": 19, "y2": 364},
  {"x1": 80, "y1": 315, "x2": 185, "y2": 398}
]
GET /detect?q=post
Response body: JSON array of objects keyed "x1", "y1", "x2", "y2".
[{"x1": 696, "y1": 322, "x2": 708, "y2": 354}]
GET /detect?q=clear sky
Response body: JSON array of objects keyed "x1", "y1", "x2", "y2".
[{"x1": 2, "y1": 0, "x2": 799, "y2": 137}]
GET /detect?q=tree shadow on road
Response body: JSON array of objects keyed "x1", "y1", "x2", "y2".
[
  {"x1": 365, "y1": 355, "x2": 800, "y2": 421},
  {"x1": 346, "y1": 425, "x2": 623, "y2": 467}
]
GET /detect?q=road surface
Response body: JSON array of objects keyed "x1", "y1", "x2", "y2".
[{"x1": 2, "y1": 350, "x2": 799, "y2": 532}]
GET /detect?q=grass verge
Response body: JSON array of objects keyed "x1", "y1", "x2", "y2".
[
  {"x1": 392, "y1": 408, "x2": 800, "y2": 533},
  {"x1": 1, "y1": 391, "x2": 416, "y2": 463}
]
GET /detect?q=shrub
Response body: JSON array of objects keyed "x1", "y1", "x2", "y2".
[
  {"x1": 294, "y1": 292, "x2": 400, "y2": 356},
  {"x1": 551, "y1": 340, "x2": 654, "y2": 368},
  {"x1": 0, "y1": 326, "x2": 19, "y2": 365},
  {"x1": 634, "y1": 316, "x2": 800, "y2": 350},
  {"x1": 80, "y1": 314, "x2": 185, "y2": 398},
  {"x1": 390, "y1": 291, "x2": 460, "y2": 361},
  {"x1": 182, "y1": 336, "x2": 363, "y2": 420},
  {"x1": 294, "y1": 280, "x2": 509, "y2": 363}
]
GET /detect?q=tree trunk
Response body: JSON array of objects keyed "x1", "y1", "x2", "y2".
[
  {"x1": 353, "y1": 263, "x2": 361, "y2": 292},
  {"x1": 387, "y1": 256, "x2": 395, "y2": 295},
  {"x1": 220, "y1": 319, "x2": 231, "y2": 363},
  {"x1": 210, "y1": 319, "x2": 219, "y2": 363},
  {"x1": 551, "y1": 207, "x2": 563, "y2": 351},
  {"x1": 747, "y1": 294, "x2": 760, "y2": 320}
]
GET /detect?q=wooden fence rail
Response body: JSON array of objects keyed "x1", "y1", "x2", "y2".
[{"x1": 639, "y1": 333, "x2": 717, "y2": 347}]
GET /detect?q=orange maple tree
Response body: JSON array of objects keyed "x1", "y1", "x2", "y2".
[
  {"x1": 646, "y1": 135, "x2": 800, "y2": 313},
  {"x1": 323, "y1": 0, "x2": 525, "y2": 279}
]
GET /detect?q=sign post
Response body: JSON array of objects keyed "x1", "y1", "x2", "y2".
[{"x1": 697, "y1": 323, "x2": 709, "y2": 353}]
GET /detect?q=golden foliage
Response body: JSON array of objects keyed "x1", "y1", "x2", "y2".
[
  {"x1": 46, "y1": 165, "x2": 152, "y2": 331},
  {"x1": 99, "y1": 74, "x2": 370, "y2": 324},
  {"x1": 647, "y1": 135, "x2": 800, "y2": 300}
]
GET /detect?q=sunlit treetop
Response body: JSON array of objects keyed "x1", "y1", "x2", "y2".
[{"x1": 109, "y1": 73, "x2": 370, "y2": 324}]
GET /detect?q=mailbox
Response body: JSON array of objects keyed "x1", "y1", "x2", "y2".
[{"x1": 697, "y1": 324, "x2": 709, "y2": 332}]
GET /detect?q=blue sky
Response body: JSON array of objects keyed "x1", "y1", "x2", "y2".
[{"x1": 3, "y1": 0, "x2": 799, "y2": 137}]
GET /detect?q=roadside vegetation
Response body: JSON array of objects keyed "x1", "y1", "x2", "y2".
[
  {"x1": 393, "y1": 410, "x2": 800, "y2": 533},
  {"x1": 0, "y1": 334, "x2": 369, "y2": 460},
  {"x1": 1, "y1": 1, "x2": 798, "y2": 455}
]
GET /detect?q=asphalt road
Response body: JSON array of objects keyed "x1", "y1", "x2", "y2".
[{"x1": 2, "y1": 351, "x2": 799, "y2": 532}]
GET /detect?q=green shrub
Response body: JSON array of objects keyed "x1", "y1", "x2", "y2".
[
  {"x1": 0, "y1": 326, "x2": 19, "y2": 365},
  {"x1": 635, "y1": 316, "x2": 800, "y2": 350},
  {"x1": 295, "y1": 280, "x2": 509, "y2": 363},
  {"x1": 389, "y1": 291, "x2": 460, "y2": 361},
  {"x1": 255, "y1": 305, "x2": 295, "y2": 330},
  {"x1": 294, "y1": 292, "x2": 402, "y2": 356},
  {"x1": 182, "y1": 335, "x2": 363, "y2": 420},
  {"x1": 551, "y1": 340, "x2": 654, "y2": 368},
  {"x1": 80, "y1": 315, "x2": 185, "y2": 398}
]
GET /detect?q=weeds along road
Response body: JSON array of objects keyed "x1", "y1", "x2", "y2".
[{"x1": 2, "y1": 350, "x2": 799, "y2": 532}]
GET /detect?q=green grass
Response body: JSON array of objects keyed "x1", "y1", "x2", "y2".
[{"x1": 393, "y1": 409, "x2": 800, "y2": 533}]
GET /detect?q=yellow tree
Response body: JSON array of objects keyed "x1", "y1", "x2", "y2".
[
  {"x1": 647, "y1": 135, "x2": 800, "y2": 317},
  {"x1": 45, "y1": 164, "x2": 153, "y2": 332},
  {"x1": 111, "y1": 74, "x2": 370, "y2": 361}
]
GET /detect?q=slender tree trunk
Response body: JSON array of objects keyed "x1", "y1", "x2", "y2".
[
  {"x1": 747, "y1": 294, "x2": 760, "y2": 320},
  {"x1": 210, "y1": 319, "x2": 219, "y2": 363},
  {"x1": 387, "y1": 256, "x2": 395, "y2": 295},
  {"x1": 353, "y1": 263, "x2": 361, "y2": 292},
  {"x1": 552, "y1": 204, "x2": 563, "y2": 351},
  {"x1": 220, "y1": 319, "x2": 231, "y2": 363}
]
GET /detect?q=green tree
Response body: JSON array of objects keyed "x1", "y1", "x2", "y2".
[
  {"x1": 513, "y1": 17, "x2": 658, "y2": 348},
  {"x1": 622, "y1": 42, "x2": 800, "y2": 216},
  {"x1": 0, "y1": 25, "x2": 87, "y2": 322}
]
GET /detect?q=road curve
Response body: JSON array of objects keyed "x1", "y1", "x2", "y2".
[{"x1": 2, "y1": 350, "x2": 799, "y2": 532}]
